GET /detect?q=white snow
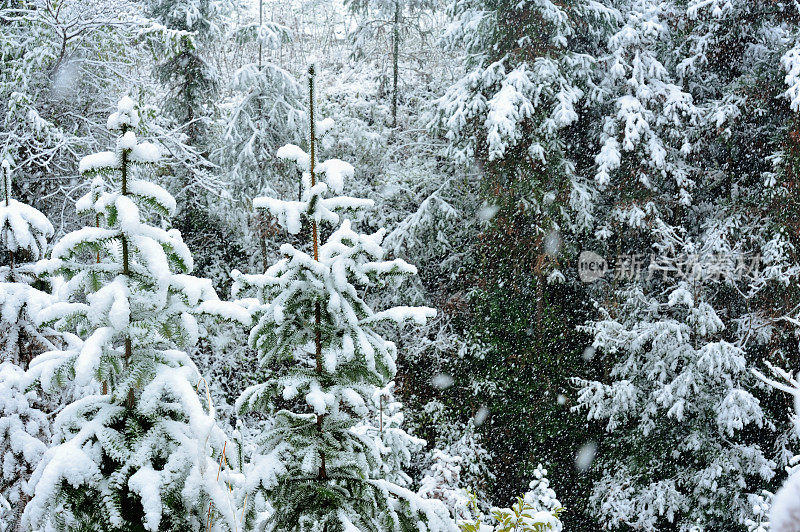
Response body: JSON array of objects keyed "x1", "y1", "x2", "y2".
[
  {"x1": 317, "y1": 158, "x2": 354, "y2": 193},
  {"x1": 0, "y1": 198, "x2": 54, "y2": 259},
  {"x1": 78, "y1": 151, "x2": 118, "y2": 174},
  {"x1": 128, "y1": 142, "x2": 160, "y2": 164},
  {"x1": 276, "y1": 143, "x2": 310, "y2": 170},
  {"x1": 128, "y1": 465, "x2": 163, "y2": 531},
  {"x1": 127, "y1": 179, "x2": 176, "y2": 215},
  {"x1": 196, "y1": 300, "x2": 252, "y2": 325},
  {"x1": 118, "y1": 130, "x2": 137, "y2": 150},
  {"x1": 305, "y1": 383, "x2": 334, "y2": 415},
  {"x1": 74, "y1": 327, "x2": 115, "y2": 385}
]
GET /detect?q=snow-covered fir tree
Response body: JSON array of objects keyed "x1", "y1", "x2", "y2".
[
  {"x1": 573, "y1": 0, "x2": 800, "y2": 529},
  {"x1": 575, "y1": 274, "x2": 777, "y2": 529},
  {"x1": 0, "y1": 361, "x2": 50, "y2": 530},
  {"x1": 232, "y1": 65, "x2": 456, "y2": 531},
  {"x1": 215, "y1": 0, "x2": 302, "y2": 276},
  {"x1": 352, "y1": 381, "x2": 426, "y2": 490},
  {"x1": 22, "y1": 97, "x2": 249, "y2": 531},
  {"x1": 218, "y1": 3, "x2": 301, "y2": 203},
  {"x1": 0, "y1": 159, "x2": 58, "y2": 529},
  {"x1": 0, "y1": 158, "x2": 57, "y2": 367},
  {"x1": 143, "y1": 0, "x2": 224, "y2": 146}
]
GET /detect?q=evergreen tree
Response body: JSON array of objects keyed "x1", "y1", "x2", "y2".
[
  {"x1": 22, "y1": 97, "x2": 249, "y2": 531},
  {"x1": 216, "y1": 0, "x2": 302, "y2": 272},
  {"x1": 143, "y1": 0, "x2": 222, "y2": 146},
  {"x1": 233, "y1": 65, "x2": 455, "y2": 531},
  {"x1": 345, "y1": 0, "x2": 433, "y2": 127},
  {"x1": 417, "y1": 449, "x2": 471, "y2": 521},
  {"x1": 574, "y1": 0, "x2": 800, "y2": 529},
  {"x1": 0, "y1": 158, "x2": 57, "y2": 367},
  {"x1": 142, "y1": 0, "x2": 243, "y2": 292},
  {"x1": 0, "y1": 361, "x2": 50, "y2": 530},
  {"x1": 430, "y1": 1, "x2": 613, "y2": 523},
  {"x1": 219, "y1": 4, "x2": 301, "y2": 203}
]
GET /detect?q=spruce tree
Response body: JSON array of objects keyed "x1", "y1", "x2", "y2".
[
  {"x1": 0, "y1": 158, "x2": 55, "y2": 528},
  {"x1": 217, "y1": 0, "x2": 302, "y2": 272},
  {"x1": 233, "y1": 65, "x2": 456, "y2": 531},
  {"x1": 142, "y1": 0, "x2": 244, "y2": 292},
  {"x1": 22, "y1": 97, "x2": 249, "y2": 531},
  {"x1": 573, "y1": 0, "x2": 800, "y2": 529},
  {"x1": 431, "y1": 0, "x2": 610, "y2": 523},
  {"x1": 0, "y1": 158, "x2": 56, "y2": 366}
]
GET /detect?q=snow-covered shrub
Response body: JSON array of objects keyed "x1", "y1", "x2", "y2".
[
  {"x1": 459, "y1": 464, "x2": 564, "y2": 532},
  {"x1": 22, "y1": 97, "x2": 249, "y2": 531},
  {"x1": 418, "y1": 449, "x2": 471, "y2": 521}
]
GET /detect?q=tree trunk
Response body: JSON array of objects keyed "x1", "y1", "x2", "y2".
[
  {"x1": 392, "y1": 0, "x2": 400, "y2": 128},
  {"x1": 121, "y1": 127, "x2": 134, "y2": 408},
  {"x1": 308, "y1": 65, "x2": 327, "y2": 481}
]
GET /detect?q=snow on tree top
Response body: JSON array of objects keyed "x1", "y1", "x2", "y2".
[
  {"x1": 0, "y1": 198, "x2": 54, "y2": 259},
  {"x1": 106, "y1": 96, "x2": 140, "y2": 131}
]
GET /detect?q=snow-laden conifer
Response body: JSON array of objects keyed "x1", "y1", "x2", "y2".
[
  {"x1": 233, "y1": 65, "x2": 456, "y2": 531},
  {"x1": 22, "y1": 97, "x2": 249, "y2": 531},
  {"x1": 352, "y1": 381, "x2": 426, "y2": 489},
  {"x1": 418, "y1": 449, "x2": 471, "y2": 522},
  {"x1": 573, "y1": 218, "x2": 796, "y2": 529},
  {"x1": 0, "y1": 157, "x2": 57, "y2": 529},
  {"x1": 0, "y1": 158, "x2": 56, "y2": 366},
  {"x1": 0, "y1": 362, "x2": 50, "y2": 530},
  {"x1": 219, "y1": 5, "x2": 301, "y2": 203}
]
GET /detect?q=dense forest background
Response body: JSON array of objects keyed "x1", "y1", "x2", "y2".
[{"x1": 3, "y1": 0, "x2": 800, "y2": 530}]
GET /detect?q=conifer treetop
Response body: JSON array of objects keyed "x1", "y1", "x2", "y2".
[{"x1": 0, "y1": 159, "x2": 54, "y2": 262}]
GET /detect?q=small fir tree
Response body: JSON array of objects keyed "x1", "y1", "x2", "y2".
[
  {"x1": 0, "y1": 158, "x2": 57, "y2": 367},
  {"x1": 232, "y1": 65, "x2": 456, "y2": 531},
  {"x1": 0, "y1": 361, "x2": 50, "y2": 530},
  {"x1": 22, "y1": 97, "x2": 249, "y2": 531}
]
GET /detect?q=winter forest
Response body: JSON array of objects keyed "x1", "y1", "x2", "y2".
[{"x1": 5, "y1": 0, "x2": 800, "y2": 530}]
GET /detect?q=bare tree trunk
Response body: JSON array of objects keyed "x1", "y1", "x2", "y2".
[{"x1": 392, "y1": 0, "x2": 399, "y2": 128}]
